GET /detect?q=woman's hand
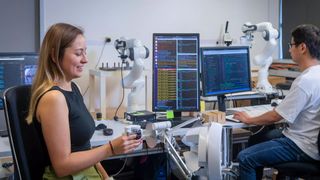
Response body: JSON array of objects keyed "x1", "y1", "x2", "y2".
[{"x1": 110, "y1": 134, "x2": 142, "y2": 154}]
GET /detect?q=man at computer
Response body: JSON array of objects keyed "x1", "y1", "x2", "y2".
[{"x1": 233, "y1": 24, "x2": 320, "y2": 180}]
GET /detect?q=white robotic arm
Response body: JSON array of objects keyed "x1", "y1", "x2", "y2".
[
  {"x1": 242, "y1": 22, "x2": 279, "y2": 94},
  {"x1": 114, "y1": 37, "x2": 149, "y2": 112}
]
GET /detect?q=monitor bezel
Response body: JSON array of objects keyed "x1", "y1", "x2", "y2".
[
  {"x1": 0, "y1": 52, "x2": 38, "y2": 107},
  {"x1": 200, "y1": 46, "x2": 252, "y2": 97},
  {"x1": 152, "y1": 33, "x2": 200, "y2": 112}
]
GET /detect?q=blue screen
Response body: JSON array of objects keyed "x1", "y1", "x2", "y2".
[
  {"x1": 0, "y1": 53, "x2": 38, "y2": 109},
  {"x1": 201, "y1": 46, "x2": 251, "y2": 97},
  {"x1": 152, "y1": 33, "x2": 200, "y2": 112}
]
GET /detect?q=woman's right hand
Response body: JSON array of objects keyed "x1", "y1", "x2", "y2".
[{"x1": 110, "y1": 134, "x2": 142, "y2": 154}]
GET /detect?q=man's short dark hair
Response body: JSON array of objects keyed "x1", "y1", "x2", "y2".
[{"x1": 292, "y1": 24, "x2": 320, "y2": 59}]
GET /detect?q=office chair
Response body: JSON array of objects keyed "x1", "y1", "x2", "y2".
[
  {"x1": 3, "y1": 85, "x2": 47, "y2": 180},
  {"x1": 273, "y1": 130, "x2": 320, "y2": 180}
]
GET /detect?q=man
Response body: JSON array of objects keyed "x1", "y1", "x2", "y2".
[{"x1": 234, "y1": 24, "x2": 320, "y2": 180}]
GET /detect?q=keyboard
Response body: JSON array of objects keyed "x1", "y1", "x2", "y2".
[
  {"x1": 226, "y1": 109, "x2": 240, "y2": 116},
  {"x1": 226, "y1": 105, "x2": 273, "y2": 123}
]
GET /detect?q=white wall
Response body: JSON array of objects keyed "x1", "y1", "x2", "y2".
[{"x1": 41, "y1": 0, "x2": 280, "y2": 113}]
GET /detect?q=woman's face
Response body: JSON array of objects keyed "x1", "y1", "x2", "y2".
[{"x1": 61, "y1": 34, "x2": 88, "y2": 81}]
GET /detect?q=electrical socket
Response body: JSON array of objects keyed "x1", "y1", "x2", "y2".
[{"x1": 105, "y1": 37, "x2": 111, "y2": 43}]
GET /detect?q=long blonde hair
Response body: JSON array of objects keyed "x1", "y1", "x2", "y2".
[{"x1": 26, "y1": 23, "x2": 84, "y2": 124}]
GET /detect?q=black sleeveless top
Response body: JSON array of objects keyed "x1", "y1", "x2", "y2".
[{"x1": 34, "y1": 82, "x2": 95, "y2": 166}]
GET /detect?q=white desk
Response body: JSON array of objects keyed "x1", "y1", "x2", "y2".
[
  {"x1": 91, "y1": 120, "x2": 127, "y2": 147},
  {"x1": 89, "y1": 69, "x2": 123, "y2": 119},
  {"x1": 89, "y1": 69, "x2": 148, "y2": 119},
  {"x1": 0, "y1": 120, "x2": 164, "y2": 159},
  {"x1": 92, "y1": 120, "x2": 164, "y2": 159}
]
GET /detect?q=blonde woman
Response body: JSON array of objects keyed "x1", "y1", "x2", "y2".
[{"x1": 26, "y1": 23, "x2": 141, "y2": 179}]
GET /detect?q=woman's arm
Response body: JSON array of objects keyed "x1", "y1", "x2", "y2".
[{"x1": 37, "y1": 90, "x2": 142, "y2": 177}]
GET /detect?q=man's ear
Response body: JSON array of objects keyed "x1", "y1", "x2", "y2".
[{"x1": 300, "y1": 43, "x2": 307, "y2": 54}]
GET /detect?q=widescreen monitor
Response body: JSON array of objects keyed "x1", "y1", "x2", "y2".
[
  {"x1": 200, "y1": 46, "x2": 251, "y2": 112},
  {"x1": 152, "y1": 33, "x2": 200, "y2": 116},
  {"x1": 0, "y1": 52, "x2": 38, "y2": 136}
]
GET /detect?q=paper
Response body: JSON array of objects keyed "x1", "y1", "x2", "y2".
[{"x1": 166, "y1": 110, "x2": 174, "y2": 119}]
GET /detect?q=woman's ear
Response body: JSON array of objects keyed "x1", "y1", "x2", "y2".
[{"x1": 50, "y1": 48, "x2": 57, "y2": 63}]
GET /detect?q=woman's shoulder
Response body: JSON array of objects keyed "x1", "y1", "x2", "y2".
[{"x1": 38, "y1": 89, "x2": 66, "y2": 106}]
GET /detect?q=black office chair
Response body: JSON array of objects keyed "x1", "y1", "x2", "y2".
[
  {"x1": 273, "y1": 130, "x2": 320, "y2": 180},
  {"x1": 3, "y1": 85, "x2": 47, "y2": 180}
]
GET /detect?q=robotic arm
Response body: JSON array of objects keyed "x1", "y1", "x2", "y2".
[
  {"x1": 114, "y1": 37, "x2": 149, "y2": 112},
  {"x1": 242, "y1": 22, "x2": 279, "y2": 94}
]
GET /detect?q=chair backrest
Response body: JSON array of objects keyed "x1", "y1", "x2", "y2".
[
  {"x1": 318, "y1": 129, "x2": 320, "y2": 156},
  {"x1": 3, "y1": 85, "x2": 46, "y2": 180}
]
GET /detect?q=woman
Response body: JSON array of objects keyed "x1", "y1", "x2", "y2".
[{"x1": 26, "y1": 23, "x2": 141, "y2": 179}]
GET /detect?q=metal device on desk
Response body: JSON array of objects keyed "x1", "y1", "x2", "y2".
[
  {"x1": 141, "y1": 117, "x2": 237, "y2": 179},
  {"x1": 143, "y1": 120, "x2": 194, "y2": 179},
  {"x1": 242, "y1": 22, "x2": 279, "y2": 94}
]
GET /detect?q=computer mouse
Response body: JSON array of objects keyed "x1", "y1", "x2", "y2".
[
  {"x1": 103, "y1": 128, "x2": 113, "y2": 136},
  {"x1": 271, "y1": 102, "x2": 278, "y2": 107},
  {"x1": 95, "y1": 123, "x2": 107, "y2": 130},
  {"x1": 271, "y1": 99, "x2": 282, "y2": 107}
]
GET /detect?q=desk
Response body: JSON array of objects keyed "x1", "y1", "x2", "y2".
[
  {"x1": 200, "y1": 104, "x2": 275, "y2": 179},
  {"x1": 0, "y1": 120, "x2": 164, "y2": 159},
  {"x1": 89, "y1": 69, "x2": 121, "y2": 119},
  {"x1": 89, "y1": 69, "x2": 147, "y2": 119},
  {"x1": 91, "y1": 120, "x2": 164, "y2": 160}
]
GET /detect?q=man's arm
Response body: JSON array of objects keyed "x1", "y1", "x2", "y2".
[{"x1": 233, "y1": 109, "x2": 283, "y2": 125}]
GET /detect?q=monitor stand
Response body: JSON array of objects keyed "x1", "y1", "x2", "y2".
[
  {"x1": 217, "y1": 95, "x2": 240, "y2": 116},
  {"x1": 217, "y1": 95, "x2": 227, "y2": 112}
]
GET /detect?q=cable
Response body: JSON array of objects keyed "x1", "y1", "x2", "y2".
[
  {"x1": 251, "y1": 125, "x2": 266, "y2": 135},
  {"x1": 95, "y1": 42, "x2": 107, "y2": 70},
  {"x1": 82, "y1": 41, "x2": 107, "y2": 97},
  {"x1": 110, "y1": 157, "x2": 128, "y2": 177},
  {"x1": 113, "y1": 62, "x2": 125, "y2": 121}
]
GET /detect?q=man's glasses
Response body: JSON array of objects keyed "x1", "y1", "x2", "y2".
[{"x1": 288, "y1": 43, "x2": 297, "y2": 48}]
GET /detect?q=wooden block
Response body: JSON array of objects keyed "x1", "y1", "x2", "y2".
[{"x1": 202, "y1": 110, "x2": 226, "y2": 124}]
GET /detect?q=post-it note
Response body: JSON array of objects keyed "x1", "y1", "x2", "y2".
[
  {"x1": 200, "y1": 100, "x2": 205, "y2": 112},
  {"x1": 166, "y1": 110, "x2": 174, "y2": 119}
]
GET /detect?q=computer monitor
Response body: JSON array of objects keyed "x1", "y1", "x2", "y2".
[
  {"x1": 0, "y1": 52, "x2": 38, "y2": 136},
  {"x1": 152, "y1": 33, "x2": 200, "y2": 117},
  {"x1": 200, "y1": 46, "x2": 251, "y2": 112}
]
